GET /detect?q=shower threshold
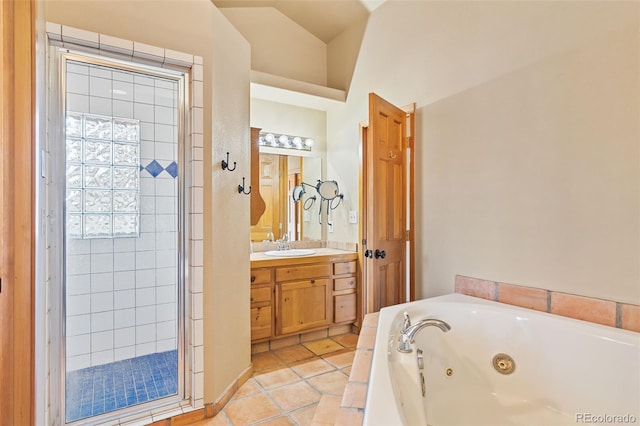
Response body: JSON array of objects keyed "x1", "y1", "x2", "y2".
[{"x1": 65, "y1": 350, "x2": 178, "y2": 422}]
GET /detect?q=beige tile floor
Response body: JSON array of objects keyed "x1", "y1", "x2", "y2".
[{"x1": 191, "y1": 333, "x2": 359, "y2": 426}]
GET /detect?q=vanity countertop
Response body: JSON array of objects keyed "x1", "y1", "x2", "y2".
[{"x1": 250, "y1": 247, "x2": 357, "y2": 267}]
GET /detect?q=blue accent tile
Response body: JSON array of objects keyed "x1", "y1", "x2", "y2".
[
  {"x1": 165, "y1": 161, "x2": 178, "y2": 178},
  {"x1": 144, "y1": 160, "x2": 164, "y2": 177}
]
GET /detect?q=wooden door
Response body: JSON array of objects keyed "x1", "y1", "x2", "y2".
[
  {"x1": 364, "y1": 93, "x2": 407, "y2": 312},
  {"x1": 1, "y1": 0, "x2": 35, "y2": 423},
  {"x1": 276, "y1": 279, "x2": 331, "y2": 335},
  {"x1": 250, "y1": 154, "x2": 286, "y2": 241}
]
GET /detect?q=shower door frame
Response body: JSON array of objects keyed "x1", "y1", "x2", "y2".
[{"x1": 48, "y1": 46, "x2": 191, "y2": 425}]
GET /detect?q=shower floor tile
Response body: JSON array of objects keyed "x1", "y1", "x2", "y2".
[{"x1": 65, "y1": 350, "x2": 178, "y2": 423}]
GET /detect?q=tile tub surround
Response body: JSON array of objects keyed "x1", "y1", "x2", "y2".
[{"x1": 455, "y1": 275, "x2": 640, "y2": 331}]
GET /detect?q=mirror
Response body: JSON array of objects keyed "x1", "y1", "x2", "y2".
[
  {"x1": 250, "y1": 153, "x2": 322, "y2": 242},
  {"x1": 317, "y1": 180, "x2": 340, "y2": 200}
]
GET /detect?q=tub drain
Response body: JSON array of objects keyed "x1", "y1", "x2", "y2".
[{"x1": 492, "y1": 353, "x2": 515, "y2": 374}]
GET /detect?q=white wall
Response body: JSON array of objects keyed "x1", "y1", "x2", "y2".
[
  {"x1": 327, "y1": 16, "x2": 367, "y2": 92},
  {"x1": 220, "y1": 7, "x2": 327, "y2": 86},
  {"x1": 251, "y1": 98, "x2": 327, "y2": 155},
  {"x1": 207, "y1": 6, "x2": 252, "y2": 401},
  {"x1": 326, "y1": 1, "x2": 640, "y2": 304}
]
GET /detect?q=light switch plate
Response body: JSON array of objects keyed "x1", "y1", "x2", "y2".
[{"x1": 348, "y1": 210, "x2": 358, "y2": 224}]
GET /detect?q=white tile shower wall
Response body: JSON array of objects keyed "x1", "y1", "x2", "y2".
[
  {"x1": 65, "y1": 63, "x2": 179, "y2": 370},
  {"x1": 48, "y1": 23, "x2": 205, "y2": 416}
]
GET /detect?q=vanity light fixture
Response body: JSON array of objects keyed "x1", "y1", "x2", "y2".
[{"x1": 258, "y1": 131, "x2": 314, "y2": 151}]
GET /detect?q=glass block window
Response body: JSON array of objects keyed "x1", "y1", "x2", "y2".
[{"x1": 66, "y1": 112, "x2": 140, "y2": 238}]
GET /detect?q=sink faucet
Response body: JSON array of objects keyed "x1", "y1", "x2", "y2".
[
  {"x1": 398, "y1": 314, "x2": 451, "y2": 353},
  {"x1": 276, "y1": 234, "x2": 290, "y2": 251}
]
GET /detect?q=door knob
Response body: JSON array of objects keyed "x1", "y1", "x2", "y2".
[
  {"x1": 364, "y1": 249, "x2": 373, "y2": 258},
  {"x1": 375, "y1": 249, "x2": 386, "y2": 259}
]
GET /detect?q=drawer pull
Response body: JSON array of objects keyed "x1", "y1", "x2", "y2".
[
  {"x1": 310, "y1": 279, "x2": 315, "y2": 284},
  {"x1": 251, "y1": 276, "x2": 256, "y2": 283}
]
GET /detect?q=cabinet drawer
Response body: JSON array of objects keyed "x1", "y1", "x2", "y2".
[
  {"x1": 334, "y1": 261, "x2": 356, "y2": 275},
  {"x1": 334, "y1": 276, "x2": 356, "y2": 291},
  {"x1": 275, "y1": 264, "x2": 331, "y2": 282},
  {"x1": 251, "y1": 306, "x2": 272, "y2": 340},
  {"x1": 251, "y1": 268, "x2": 272, "y2": 285},
  {"x1": 250, "y1": 285, "x2": 271, "y2": 305},
  {"x1": 334, "y1": 293, "x2": 356, "y2": 323}
]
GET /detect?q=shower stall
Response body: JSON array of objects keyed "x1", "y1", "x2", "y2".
[{"x1": 47, "y1": 44, "x2": 192, "y2": 424}]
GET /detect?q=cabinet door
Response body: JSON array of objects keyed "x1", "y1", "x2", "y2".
[
  {"x1": 251, "y1": 306, "x2": 272, "y2": 341},
  {"x1": 277, "y1": 279, "x2": 331, "y2": 335}
]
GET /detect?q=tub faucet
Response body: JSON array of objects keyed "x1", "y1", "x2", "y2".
[{"x1": 398, "y1": 318, "x2": 451, "y2": 353}]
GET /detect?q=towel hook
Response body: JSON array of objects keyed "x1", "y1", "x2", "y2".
[
  {"x1": 238, "y1": 177, "x2": 251, "y2": 195},
  {"x1": 221, "y1": 152, "x2": 236, "y2": 172}
]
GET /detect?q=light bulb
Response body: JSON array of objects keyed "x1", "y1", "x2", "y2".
[
  {"x1": 304, "y1": 138, "x2": 314, "y2": 147},
  {"x1": 278, "y1": 134, "x2": 289, "y2": 145}
]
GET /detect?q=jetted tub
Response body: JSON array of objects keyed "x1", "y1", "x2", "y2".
[{"x1": 364, "y1": 294, "x2": 640, "y2": 425}]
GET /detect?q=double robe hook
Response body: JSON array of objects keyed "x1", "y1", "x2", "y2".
[
  {"x1": 221, "y1": 152, "x2": 236, "y2": 171},
  {"x1": 238, "y1": 177, "x2": 251, "y2": 195}
]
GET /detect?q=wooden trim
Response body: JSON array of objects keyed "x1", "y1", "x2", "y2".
[
  {"x1": 279, "y1": 155, "x2": 288, "y2": 238},
  {"x1": 211, "y1": 365, "x2": 253, "y2": 415},
  {"x1": 358, "y1": 123, "x2": 369, "y2": 326},
  {"x1": 407, "y1": 109, "x2": 416, "y2": 302},
  {"x1": 0, "y1": 0, "x2": 36, "y2": 424}
]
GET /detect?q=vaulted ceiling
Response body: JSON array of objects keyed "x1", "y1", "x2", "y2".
[{"x1": 212, "y1": 0, "x2": 385, "y2": 43}]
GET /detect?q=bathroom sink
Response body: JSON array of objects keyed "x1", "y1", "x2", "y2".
[{"x1": 263, "y1": 249, "x2": 316, "y2": 257}]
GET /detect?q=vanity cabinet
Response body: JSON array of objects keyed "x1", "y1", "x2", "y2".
[
  {"x1": 250, "y1": 268, "x2": 273, "y2": 341},
  {"x1": 250, "y1": 252, "x2": 357, "y2": 342}
]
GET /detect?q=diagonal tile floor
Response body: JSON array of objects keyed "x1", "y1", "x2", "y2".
[{"x1": 192, "y1": 333, "x2": 359, "y2": 426}]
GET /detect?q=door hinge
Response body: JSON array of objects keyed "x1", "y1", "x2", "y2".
[
  {"x1": 405, "y1": 230, "x2": 410, "y2": 241},
  {"x1": 362, "y1": 238, "x2": 367, "y2": 246},
  {"x1": 404, "y1": 136, "x2": 411, "y2": 149},
  {"x1": 40, "y1": 150, "x2": 47, "y2": 178}
]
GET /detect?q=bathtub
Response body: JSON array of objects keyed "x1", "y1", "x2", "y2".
[{"x1": 364, "y1": 294, "x2": 640, "y2": 426}]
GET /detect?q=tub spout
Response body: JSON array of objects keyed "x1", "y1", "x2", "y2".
[{"x1": 398, "y1": 319, "x2": 451, "y2": 353}]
